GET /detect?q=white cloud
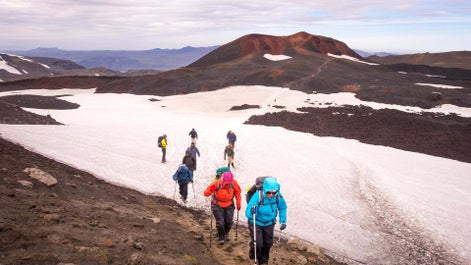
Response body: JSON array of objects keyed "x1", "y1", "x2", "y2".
[{"x1": 0, "y1": 0, "x2": 469, "y2": 51}]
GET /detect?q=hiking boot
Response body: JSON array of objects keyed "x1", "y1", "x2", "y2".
[{"x1": 218, "y1": 238, "x2": 225, "y2": 245}]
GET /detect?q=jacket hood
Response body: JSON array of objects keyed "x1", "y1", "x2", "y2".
[{"x1": 262, "y1": 177, "x2": 280, "y2": 193}]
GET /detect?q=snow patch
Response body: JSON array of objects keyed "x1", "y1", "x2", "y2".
[
  {"x1": 263, "y1": 54, "x2": 292, "y2": 61},
  {"x1": 327, "y1": 53, "x2": 379, "y2": 65},
  {"x1": 415, "y1": 83, "x2": 463, "y2": 89},
  {"x1": 0, "y1": 55, "x2": 22, "y2": 75}
]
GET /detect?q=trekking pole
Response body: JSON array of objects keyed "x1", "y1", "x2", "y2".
[
  {"x1": 253, "y1": 213, "x2": 258, "y2": 265},
  {"x1": 192, "y1": 181, "x2": 196, "y2": 201},
  {"x1": 278, "y1": 226, "x2": 282, "y2": 244},
  {"x1": 209, "y1": 199, "x2": 213, "y2": 248},
  {"x1": 173, "y1": 181, "x2": 177, "y2": 200},
  {"x1": 235, "y1": 210, "x2": 239, "y2": 240}
]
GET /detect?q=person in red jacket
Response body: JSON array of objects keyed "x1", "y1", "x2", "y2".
[{"x1": 204, "y1": 171, "x2": 241, "y2": 245}]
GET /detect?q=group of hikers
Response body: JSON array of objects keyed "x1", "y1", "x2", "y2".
[
  {"x1": 159, "y1": 128, "x2": 287, "y2": 265},
  {"x1": 158, "y1": 129, "x2": 288, "y2": 265}
]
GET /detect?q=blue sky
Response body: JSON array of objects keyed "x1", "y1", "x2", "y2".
[{"x1": 1, "y1": 0, "x2": 470, "y2": 53}]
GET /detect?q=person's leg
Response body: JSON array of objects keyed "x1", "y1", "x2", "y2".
[
  {"x1": 259, "y1": 224, "x2": 275, "y2": 264},
  {"x1": 162, "y1": 148, "x2": 166, "y2": 162},
  {"x1": 223, "y1": 205, "x2": 235, "y2": 239},
  {"x1": 180, "y1": 183, "x2": 188, "y2": 201},
  {"x1": 211, "y1": 205, "x2": 226, "y2": 244},
  {"x1": 248, "y1": 220, "x2": 263, "y2": 264}
]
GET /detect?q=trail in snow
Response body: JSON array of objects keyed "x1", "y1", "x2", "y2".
[{"x1": 349, "y1": 161, "x2": 464, "y2": 265}]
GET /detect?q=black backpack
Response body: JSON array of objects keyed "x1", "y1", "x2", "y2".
[
  {"x1": 157, "y1": 136, "x2": 163, "y2": 148},
  {"x1": 245, "y1": 176, "x2": 279, "y2": 205}
]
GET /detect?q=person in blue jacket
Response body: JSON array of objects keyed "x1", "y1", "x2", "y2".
[
  {"x1": 172, "y1": 165, "x2": 193, "y2": 202},
  {"x1": 245, "y1": 177, "x2": 287, "y2": 265}
]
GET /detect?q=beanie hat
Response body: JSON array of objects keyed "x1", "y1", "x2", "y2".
[{"x1": 221, "y1": 171, "x2": 234, "y2": 183}]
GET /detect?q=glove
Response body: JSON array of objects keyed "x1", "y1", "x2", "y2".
[
  {"x1": 280, "y1": 223, "x2": 287, "y2": 230},
  {"x1": 190, "y1": 180, "x2": 193, "y2": 183},
  {"x1": 250, "y1": 205, "x2": 257, "y2": 214},
  {"x1": 237, "y1": 204, "x2": 241, "y2": 211}
]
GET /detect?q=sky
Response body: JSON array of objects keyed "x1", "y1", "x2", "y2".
[
  {"x1": 1, "y1": 55, "x2": 470, "y2": 264},
  {"x1": 1, "y1": 0, "x2": 470, "y2": 54}
]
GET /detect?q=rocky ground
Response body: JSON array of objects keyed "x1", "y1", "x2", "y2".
[{"x1": 0, "y1": 95, "x2": 345, "y2": 265}]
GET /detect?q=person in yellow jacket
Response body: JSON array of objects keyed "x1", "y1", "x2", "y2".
[
  {"x1": 204, "y1": 171, "x2": 241, "y2": 245},
  {"x1": 160, "y1": 134, "x2": 167, "y2": 163}
]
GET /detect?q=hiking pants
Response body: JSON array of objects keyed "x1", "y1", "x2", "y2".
[
  {"x1": 211, "y1": 204, "x2": 235, "y2": 239},
  {"x1": 161, "y1": 148, "x2": 166, "y2": 162},
  {"x1": 179, "y1": 182, "x2": 188, "y2": 200},
  {"x1": 226, "y1": 155, "x2": 234, "y2": 166},
  {"x1": 248, "y1": 222, "x2": 275, "y2": 265}
]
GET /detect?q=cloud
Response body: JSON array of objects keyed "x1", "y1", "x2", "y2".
[{"x1": 0, "y1": 0, "x2": 469, "y2": 51}]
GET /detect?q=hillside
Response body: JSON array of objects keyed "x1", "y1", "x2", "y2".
[
  {"x1": 0, "y1": 53, "x2": 125, "y2": 82},
  {"x1": 367, "y1": 51, "x2": 471, "y2": 70}
]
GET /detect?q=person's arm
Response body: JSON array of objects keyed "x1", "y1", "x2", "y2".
[
  {"x1": 234, "y1": 181, "x2": 242, "y2": 210},
  {"x1": 278, "y1": 196, "x2": 288, "y2": 224},
  {"x1": 204, "y1": 181, "x2": 217, "y2": 197},
  {"x1": 245, "y1": 190, "x2": 260, "y2": 220}
]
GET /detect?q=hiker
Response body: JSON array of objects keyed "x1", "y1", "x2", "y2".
[
  {"x1": 224, "y1": 144, "x2": 235, "y2": 169},
  {"x1": 172, "y1": 165, "x2": 193, "y2": 202},
  {"x1": 188, "y1": 128, "x2": 198, "y2": 144},
  {"x1": 182, "y1": 150, "x2": 196, "y2": 175},
  {"x1": 246, "y1": 177, "x2": 287, "y2": 265},
  {"x1": 159, "y1": 134, "x2": 168, "y2": 163},
  {"x1": 226, "y1": 130, "x2": 237, "y2": 146},
  {"x1": 204, "y1": 171, "x2": 241, "y2": 245},
  {"x1": 187, "y1": 142, "x2": 201, "y2": 158},
  {"x1": 186, "y1": 142, "x2": 201, "y2": 170}
]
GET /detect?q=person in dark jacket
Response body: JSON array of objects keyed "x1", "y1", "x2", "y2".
[
  {"x1": 246, "y1": 177, "x2": 287, "y2": 265},
  {"x1": 172, "y1": 165, "x2": 193, "y2": 202},
  {"x1": 226, "y1": 130, "x2": 237, "y2": 146},
  {"x1": 224, "y1": 144, "x2": 235, "y2": 169},
  {"x1": 188, "y1": 128, "x2": 198, "y2": 144},
  {"x1": 182, "y1": 150, "x2": 196, "y2": 175},
  {"x1": 186, "y1": 142, "x2": 201, "y2": 170}
]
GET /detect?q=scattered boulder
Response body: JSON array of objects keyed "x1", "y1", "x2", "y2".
[{"x1": 23, "y1": 167, "x2": 57, "y2": 186}]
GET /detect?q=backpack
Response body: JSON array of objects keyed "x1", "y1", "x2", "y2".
[
  {"x1": 157, "y1": 136, "x2": 163, "y2": 148},
  {"x1": 176, "y1": 166, "x2": 190, "y2": 184},
  {"x1": 225, "y1": 146, "x2": 234, "y2": 156},
  {"x1": 246, "y1": 176, "x2": 279, "y2": 205}
]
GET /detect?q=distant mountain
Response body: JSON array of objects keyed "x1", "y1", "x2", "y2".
[
  {"x1": 0, "y1": 53, "x2": 124, "y2": 82},
  {"x1": 367, "y1": 51, "x2": 471, "y2": 70},
  {"x1": 1, "y1": 46, "x2": 219, "y2": 72},
  {"x1": 353, "y1": 49, "x2": 395, "y2": 57}
]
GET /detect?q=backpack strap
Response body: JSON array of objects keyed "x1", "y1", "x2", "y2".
[{"x1": 212, "y1": 180, "x2": 235, "y2": 206}]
